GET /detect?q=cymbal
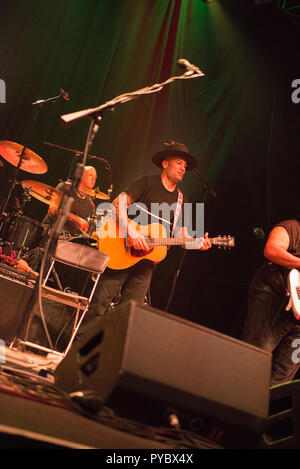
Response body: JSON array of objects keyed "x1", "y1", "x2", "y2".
[
  {"x1": 21, "y1": 180, "x2": 63, "y2": 207},
  {"x1": 81, "y1": 187, "x2": 110, "y2": 200},
  {"x1": 0, "y1": 141, "x2": 48, "y2": 174}
]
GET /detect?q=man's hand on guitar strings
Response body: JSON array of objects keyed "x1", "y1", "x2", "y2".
[
  {"x1": 127, "y1": 221, "x2": 149, "y2": 251},
  {"x1": 184, "y1": 232, "x2": 211, "y2": 251}
]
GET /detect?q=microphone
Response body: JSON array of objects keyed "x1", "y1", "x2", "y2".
[
  {"x1": 32, "y1": 88, "x2": 70, "y2": 106},
  {"x1": 177, "y1": 58, "x2": 205, "y2": 76},
  {"x1": 59, "y1": 88, "x2": 70, "y2": 102}
]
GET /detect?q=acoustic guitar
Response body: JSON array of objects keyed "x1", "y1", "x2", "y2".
[{"x1": 97, "y1": 217, "x2": 235, "y2": 270}]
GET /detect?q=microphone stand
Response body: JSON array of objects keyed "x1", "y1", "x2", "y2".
[
  {"x1": 193, "y1": 168, "x2": 217, "y2": 199},
  {"x1": 60, "y1": 67, "x2": 205, "y2": 126},
  {"x1": 32, "y1": 89, "x2": 69, "y2": 107},
  {"x1": 165, "y1": 174, "x2": 215, "y2": 312},
  {"x1": 165, "y1": 250, "x2": 186, "y2": 312},
  {"x1": 165, "y1": 172, "x2": 216, "y2": 312}
]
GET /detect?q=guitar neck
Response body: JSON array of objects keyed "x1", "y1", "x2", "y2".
[
  {"x1": 150, "y1": 237, "x2": 216, "y2": 246},
  {"x1": 148, "y1": 235, "x2": 235, "y2": 249}
]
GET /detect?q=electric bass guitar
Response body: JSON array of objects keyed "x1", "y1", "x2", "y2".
[
  {"x1": 286, "y1": 269, "x2": 300, "y2": 320},
  {"x1": 97, "y1": 217, "x2": 235, "y2": 270}
]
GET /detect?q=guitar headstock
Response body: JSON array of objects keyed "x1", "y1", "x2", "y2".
[{"x1": 213, "y1": 235, "x2": 235, "y2": 249}]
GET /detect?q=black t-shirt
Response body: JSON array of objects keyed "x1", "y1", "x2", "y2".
[
  {"x1": 124, "y1": 174, "x2": 189, "y2": 237},
  {"x1": 251, "y1": 219, "x2": 300, "y2": 297},
  {"x1": 43, "y1": 182, "x2": 95, "y2": 236},
  {"x1": 276, "y1": 219, "x2": 300, "y2": 258}
]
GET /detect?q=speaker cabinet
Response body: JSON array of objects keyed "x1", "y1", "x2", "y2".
[
  {"x1": 257, "y1": 380, "x2": 300, "y2": 449},
  {"x1": 0, "y1": 264, "x2": 35, "y2": 343},
  {"x1": 55, "y1": 301, "x2": 271, "y2": 448}
]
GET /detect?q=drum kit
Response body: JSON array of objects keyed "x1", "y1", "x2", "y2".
[{"x1": 0, "y1": 140, "x2": 111, "y2": 265}]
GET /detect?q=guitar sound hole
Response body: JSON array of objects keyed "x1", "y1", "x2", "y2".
[{"x1": 130, "y1": 247, "x2": 154, "y2": 258}]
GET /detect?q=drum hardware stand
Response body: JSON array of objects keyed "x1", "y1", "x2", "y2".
[
  {"x1": 49, "y1": 265, "x2": 64, "y2": 291},
  {"x1": 14, "y1": 187, "x2": 33, "y2": 258},
  {"x1": 86, "y1": 210, "x2": 109, "y2": 236},
  {"x1": 22, "y1": 246, "x2": 44, "y2": 271},
  {"x1": 15, "y1": 221, "x2": 29, "y2": 259},
  {"x1": 67, "y1": 151, "x2": 84, "y2": 184},
  {"x1": 12, "y1": 188, "x2": 31, "y2": 258},
  {"x1": 0, "y1": 186, "x2": 33, "y2": 257},
  {"x1": 0, "y1": 153, "x2": 26, "y2": 219},
  {"x1": 43, "y1": 140, "x2": 113, "y2": 199},
  {"x1": 0, "y1": 98, "x2": 42, "y2": 220}
]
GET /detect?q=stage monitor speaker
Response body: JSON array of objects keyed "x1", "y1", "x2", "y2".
[
  {"x1": 55, "y1": 301, "x2": 271, "y2": 448},
  {"x1": 257, "y1": 380, "x2": 300, "y2": 449}
]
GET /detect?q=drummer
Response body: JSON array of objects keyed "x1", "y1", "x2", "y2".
[{"x1": 43, "y1": 166, "x2": 97, "y2": 236}]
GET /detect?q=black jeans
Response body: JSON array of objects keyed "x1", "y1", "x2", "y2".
[
  {"x1": 242, "y1": 264, "x2": 300, "y2": 386},
  {"x1": 79, "y1": 260, "x2": 156, "y2": 333}
]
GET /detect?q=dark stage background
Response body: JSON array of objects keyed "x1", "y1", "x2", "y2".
[{"x1": 0, "y1": 0, "x2": 299, "y2": 340}]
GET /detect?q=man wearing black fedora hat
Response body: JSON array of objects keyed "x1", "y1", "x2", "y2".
[
  {"x1": 115, "y1": 140, "x2": 202, "y2": 252},
  {"x1": 81, "y1": 140, "x2": 211, "y2": 328}
]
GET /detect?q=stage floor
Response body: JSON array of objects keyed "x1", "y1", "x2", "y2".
[{"x1": 0, "y1": 345, "x2": 222, "y2": 449}]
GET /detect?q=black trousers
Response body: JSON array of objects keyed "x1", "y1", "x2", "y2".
[
  {"x1": 242, "y1": 264, "x2": 300, "y2": 386},
  {"x1": 79, "y1": 259, "x2": 156, "y2": 333}
]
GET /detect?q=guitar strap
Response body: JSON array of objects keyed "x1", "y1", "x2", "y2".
[{"x1": 171, "y1": 189, "x2": 183, "y2": 238}]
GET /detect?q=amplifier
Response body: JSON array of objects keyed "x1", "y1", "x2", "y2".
[{"x1": 0, "y1": 262, "x2": 36, "y2": 343}]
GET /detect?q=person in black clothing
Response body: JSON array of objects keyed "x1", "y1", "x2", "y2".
[
  {"x1": 84, "y1": 141, "x2": 211, "y2": 325},
  {"x1": 242, "y1": 216, "x2": 300, "y2": 386},
  {"x1": 43, "y1": 166, "x2": 97, "y2": 236}
]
